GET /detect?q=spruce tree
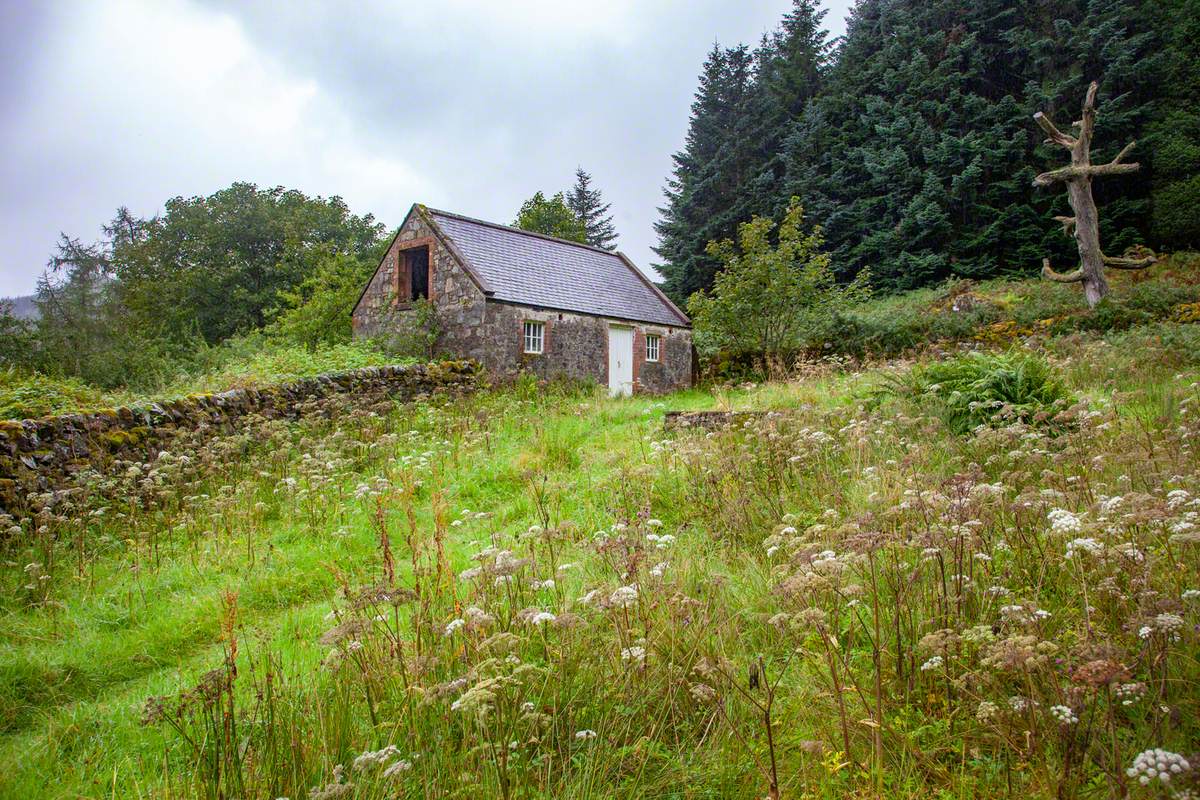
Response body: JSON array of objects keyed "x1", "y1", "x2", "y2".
[
  {"x1": 655, "y1": 44, "x2": 759, "y2": 302},
  {"x1": 566, "y1": 168, "x2": 619, "y2": 250},
  {"x1": 658, "y1": 0, "x2": 1164, "y2": 296}
]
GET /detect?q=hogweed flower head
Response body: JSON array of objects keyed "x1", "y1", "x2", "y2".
[
  {"x1": 1047, "y1": 508, "x2": 1083, "y2": 534},
  {"x1": 1050, "y1": 705, "x2": 1078, "y2": 724},
  {"x1": 1065, "y1": 537, "x2": 1102, "y2": 559},
  {"x1": 610, "y1": 585, "x2": 638, "y2": 608},
  {"x1": 621, "y1": 645, "x2": 646, "y2": 668},
  {"x1": 528, "y1": 611, "x2": 557, "y2": 626},
  {"x1": 1127, "y1": 748, "x2": 1191, "y2": 786}
]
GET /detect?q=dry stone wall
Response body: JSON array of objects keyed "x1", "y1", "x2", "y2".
[{"x1": 0, "y1": 361, "x2": 480, "y2": 515}]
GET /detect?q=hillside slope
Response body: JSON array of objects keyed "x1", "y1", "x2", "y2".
[{"x1": 1, "y1": 324, "x2": 1197, "y2": 798}]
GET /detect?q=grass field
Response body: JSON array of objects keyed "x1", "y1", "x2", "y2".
[{"x1": 2, "y1": 325, "x2": 1198, "y2": 798}]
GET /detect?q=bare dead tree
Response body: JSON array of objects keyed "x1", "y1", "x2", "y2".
[{"x1": 1033, "y1": 81, "x2": 1155, "y2": 306}]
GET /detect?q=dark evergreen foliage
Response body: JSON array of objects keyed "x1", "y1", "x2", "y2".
[
  {"x1": 566, "y1": 168, "x2": 619, "y2": 250},
  {"x1": 656, "y1": 0, "x2": 1175, "y2": 301}
]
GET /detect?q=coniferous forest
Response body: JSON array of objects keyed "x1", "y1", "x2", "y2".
[{"x1": 655, "y1": 0, "x2": 1200, "y2": 300}]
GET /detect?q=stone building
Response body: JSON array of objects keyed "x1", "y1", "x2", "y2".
[{"x1": 353, "y1": 204, "x2": 693, "y2": 395}]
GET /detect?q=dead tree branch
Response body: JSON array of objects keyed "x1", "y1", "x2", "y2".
[
  {"x1": 1042, "y1": 258, "x2": 1085, "y2": 283},
  {"x1": 1031, "y1": 80, "x2": 1155, "y2": 306}
]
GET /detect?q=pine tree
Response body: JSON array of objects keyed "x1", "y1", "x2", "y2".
[
  {"x1": 782, "y1": 0, "x2": 1155, "y2": 290},
  {"x1": 655, "y1": 3, "x2": 832, "y2": 304},
  {"x1": 566, "y1": 168, "x2": 618, "y2": 250},
  {"x1": 1143, "y1": 0, "x2": 1200, "y2": 248},
  {"x1": 658, "y1": 0, "x2": 1164, "y2": 296},
  {"x1": 655, "y1": 43, "x2": 759, "y2": 302}
]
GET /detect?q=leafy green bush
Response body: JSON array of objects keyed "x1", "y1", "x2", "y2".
[
  {"x1": 886, "y1": 351, "x2": 1072, "y2": 434},
  {"x1": 689, "y1": 198, "x2": 869, "y2": 369},
  {"x1": 266, "y1": 251, "x2": 374, "y2": 349},
  {"x1": 0, "y1": 369, "x2": 112, "y2": 419}
]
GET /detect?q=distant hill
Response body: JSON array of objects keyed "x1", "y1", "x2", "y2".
[{"x1": 2, "y1": 295, "x2": 38, "y2": 320}]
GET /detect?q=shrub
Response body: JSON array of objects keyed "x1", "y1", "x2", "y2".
[
  {"x1": 689, "y1": 198, "x2": 869, "y2": 370},
  {"x1": 266, "y1": 251, "x2": 375, "y2": 349},
  {"x1": 0, "y1": 369, "x2": 111, "y2": 419},
  {"x1": 886, "y1": 350, "x2": 1072, "y2": 434}
]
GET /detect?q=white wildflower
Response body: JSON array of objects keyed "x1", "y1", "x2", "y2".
[
  {"x1": 1050, "y1": 705, "x2": 1078, "y2": 724},
  {"x1": 381, "y1": 759, "x2": 413, "y2": 778},
  {"x1": 1065, "y1": 537, "x2": 1103, "y2": 559},
  {"x1": 528, "y1": 611, "x2": 557, "y2": 626},
  {"x1": 975, "y1": 700, "x2": 999, "y2": 722},
  {"x1": 1047, "y1": 508, "x2": 1083, "y2": 534},
  {"x1": 1127, "y1": 748, "x2": 1191, "y2": 786},
  {"x1": 610, "y1": 585, "x2": 639, "y2": 608},
  {"x1": 353, "y1": 744, "x2": 401, "y2": 771},
  {"x1": 621, "y1": 645, "x2": 646, "y2": 667}
]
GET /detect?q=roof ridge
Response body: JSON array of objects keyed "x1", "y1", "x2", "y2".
[{"x1": 424, "y1": 206, "x2": 619, "y2": 256}]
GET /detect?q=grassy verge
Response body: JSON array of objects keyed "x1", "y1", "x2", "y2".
[{"x1": 1, "y1": 335, "x2": 1198, "y2": 798}]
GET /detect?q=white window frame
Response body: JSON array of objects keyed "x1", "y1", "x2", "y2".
[
  {"x1": 523, "y1": 320, "x2": 545, "y2": 354},
  {"x1": 645, "y1": 333, "x2": 661, "y2": 363}
]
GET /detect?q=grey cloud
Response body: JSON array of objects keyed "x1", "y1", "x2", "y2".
[{"x1": 0, "y1": 1, "x2": 851, "y2": 297}]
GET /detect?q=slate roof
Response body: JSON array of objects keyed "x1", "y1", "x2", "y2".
[{"x1": 425, "y1": 208, "x2": 689, "y2": 327}]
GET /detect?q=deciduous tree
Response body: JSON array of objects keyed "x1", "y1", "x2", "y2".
[
  {"x1": 513, "y1": 191, "x2": 588, "y2": 244},
  {"x1": 687, "y1": 198, "x2": 869, "y2": 370}
]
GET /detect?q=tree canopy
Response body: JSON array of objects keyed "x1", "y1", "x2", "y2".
[
  {"x1": 567, "y1": 168, "x2": 619, "y2": 250},
  {"x1": 18, "y1": 182, "x2": 386, "y2": 388},
  {"x1": 657, "y1": 0, "x2": 1191, "y2": 303},
  {"x1": 513, "y1": 191, "x2": 589, "y2": 243}
]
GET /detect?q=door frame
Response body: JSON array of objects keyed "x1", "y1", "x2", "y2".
[{"x1": 607, "y1": 324, "x2": 634, "y2": 398}]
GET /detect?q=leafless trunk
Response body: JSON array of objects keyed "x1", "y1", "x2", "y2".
[{"x1": 1033, "y1": 81, "x2": 1155, "y2": 307}]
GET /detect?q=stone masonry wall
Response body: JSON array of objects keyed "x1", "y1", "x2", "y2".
[
  {"x1": 0, "y1": 361, "x2": 479, "y2": 516},
  {"x1": 352, "y1": 212, "x2": 487, "y2": 340},
  {"x1": 477, "y1": 302, "x2": 693, "y2": 393},
  {"x1": 353, "y1": 210, "x2": 693, "y2": 393}
]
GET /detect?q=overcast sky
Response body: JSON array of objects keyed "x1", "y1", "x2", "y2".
[{"x1": 0, "y1": 0, "x2": 852, "y2": 297}]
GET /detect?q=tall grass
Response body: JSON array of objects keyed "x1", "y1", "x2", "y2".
[{"x1": 1, "y1": 335, "x2": 1198, "y2": 799}]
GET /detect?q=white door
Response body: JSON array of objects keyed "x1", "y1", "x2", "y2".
[{"x1": 607, "y1": 326, "x2": 633, "y2": 397}]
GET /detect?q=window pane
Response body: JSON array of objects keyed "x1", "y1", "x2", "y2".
[{"x1": 524, "y1": 321, "x2": 543, "y2": 353}]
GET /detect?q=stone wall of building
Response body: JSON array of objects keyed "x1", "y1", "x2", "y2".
[
  {"x1": 352, "y1": 211, "x2": 487, "y2": 341},
  {"x1": 476, "y1": 302, "x2": 692, "y2": 393},
  {"x1": 0, "y1": 361, "x2": 479, "y2": 516},
  {"x1": 353, "y1": 210, "x2": 694, "y2": 393}
]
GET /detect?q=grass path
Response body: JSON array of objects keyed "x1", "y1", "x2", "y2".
[{"x1": 0, "y1": 386, "x2": 724, "y2": 798}]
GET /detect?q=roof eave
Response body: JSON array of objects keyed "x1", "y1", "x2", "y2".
[
  {"x1": 613, "y1": 251, "x2": 691, "y2": 327},
  {"x1": 415, "y1": 205, "x2": 494, "y2": 296},
  {"x1": 485, "y1": 296, "x2": 690, "y2": 329}
]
